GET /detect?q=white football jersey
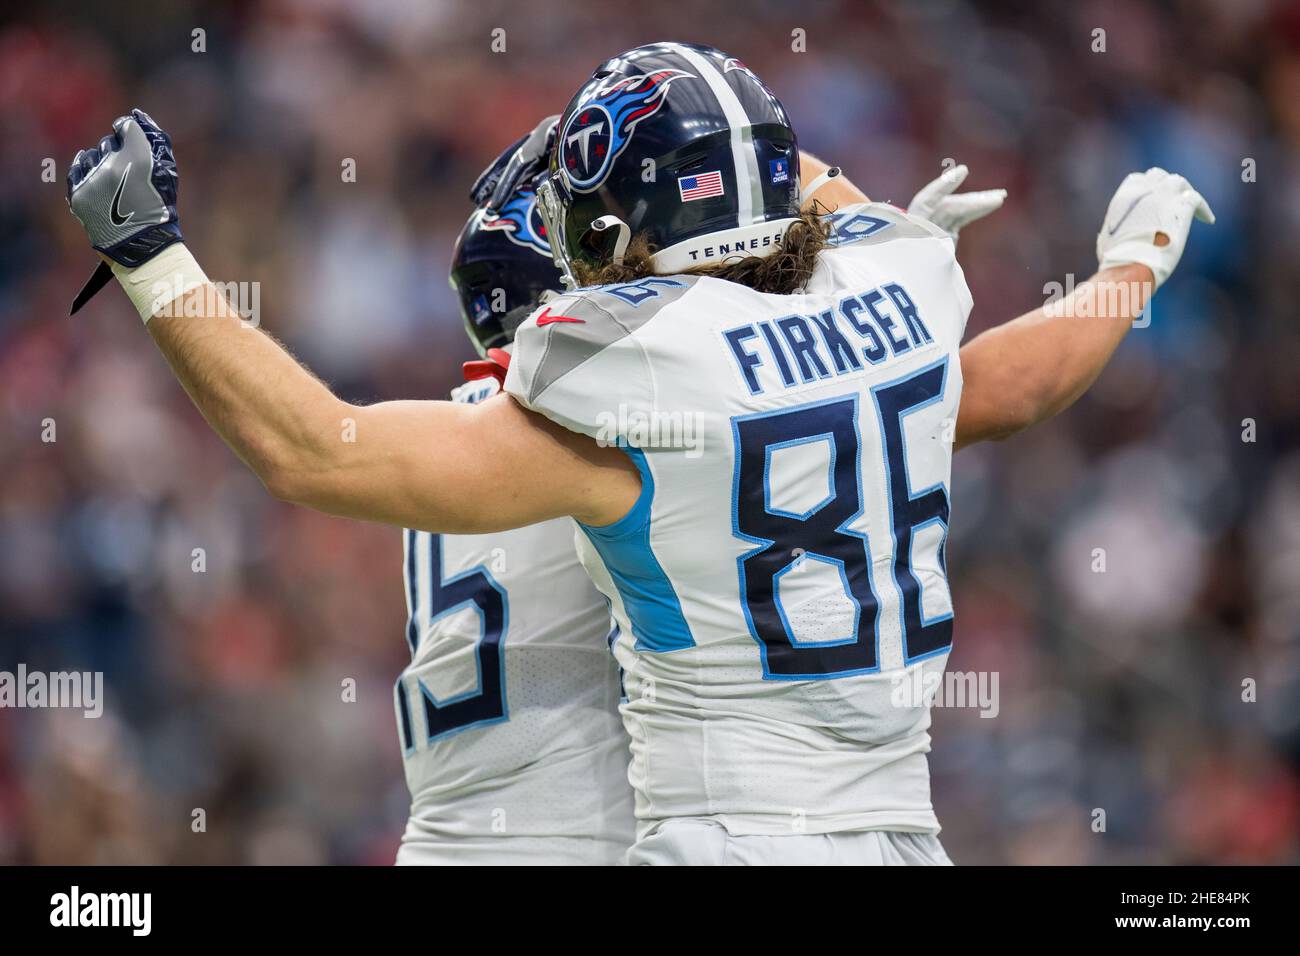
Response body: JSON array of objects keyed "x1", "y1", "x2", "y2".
[
  {"x1": 395, "y1": 375, "x2": 634, "y2": 864},
  {"x1": 504, "y1": 204, "x2": 971, "y2": 838}
]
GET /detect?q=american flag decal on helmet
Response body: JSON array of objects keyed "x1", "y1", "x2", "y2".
[{"x1": 678, "y1": 170, "x2": 724, "y2": 202}]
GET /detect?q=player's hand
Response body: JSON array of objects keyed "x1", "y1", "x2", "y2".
[
  {"x1": 66, "y1": 108, "x2": 183, "y2": 268},
  {"x1": 1096, "y1": 167, "x2": 1214, "y2": 289},
  {"x1": 908, "y1": 164, "x2": 1006, "y2": 240}
]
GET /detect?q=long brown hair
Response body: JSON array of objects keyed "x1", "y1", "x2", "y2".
[{"x1": 572, "y1": 205, "x2": 832, "y2": 295}]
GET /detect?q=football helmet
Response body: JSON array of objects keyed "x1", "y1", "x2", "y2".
[
  {"x1": 536, "y1": 42, "x2": 801, "y2": 283},
  {"x1": 449, "y1": 182, "x2": 563, "y2": 356}
]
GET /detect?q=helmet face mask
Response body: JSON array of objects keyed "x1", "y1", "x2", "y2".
[
  {"x1": 535, "y1": 174, "x2": 579, "y2": 289},
  {"x1": 545, "y1": 41, "x2": 802, "y2": 280}
]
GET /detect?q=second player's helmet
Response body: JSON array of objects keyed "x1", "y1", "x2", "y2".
[
  {"x1": 449, "y1": 182, "x2": 563, "y2": 356},
  {"x1": 537, "y1": 42, "x2": 801, "y2": 282}
]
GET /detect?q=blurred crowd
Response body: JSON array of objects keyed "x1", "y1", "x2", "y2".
[{"x1": 1, "y1": 0, "x2": 1297, "y2": 864}]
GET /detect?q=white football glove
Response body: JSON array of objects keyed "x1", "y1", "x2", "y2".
[
  {"x1": 1096, "y1": 167, "x2": 1215, "y2": 289},
  {"x1": 908, "y1": 164, "x2": 1007, "y2": 240}
]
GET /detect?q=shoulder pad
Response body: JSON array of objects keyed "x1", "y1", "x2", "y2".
[
  {"x1": 824, "y1": 202, "x2": 952, "y2": 247},
  {"x1": 817, "y1": 202, "x2": 972, "y2": 336},
  {"x1": 506, "y1": 275, "x2": 699, "y2": 409}
]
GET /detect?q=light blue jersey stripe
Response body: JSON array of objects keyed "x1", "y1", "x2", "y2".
[{"x1": 579, "y1": 448, "x2": 695, "y2": 652}]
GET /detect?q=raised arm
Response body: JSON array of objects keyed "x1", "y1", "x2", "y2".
[
  {"x1": 800, "y1": 150, "x2": 872, "y2": 210},
  {"x1": 955, "y1": 168, "x2": 1213, "y2": 449},
  {"x1": 954, "y1": 263, "x2": 1151, "y2": 448},
  {"x1": 799, "y1": 154, "x2": 1212, "y2": 448},
  {"x1": 67, "y1": 110, "x2": 638, "y2": 534},
  {"x1": 147, "y1": 284, "x2": 636, "y2": 532}
]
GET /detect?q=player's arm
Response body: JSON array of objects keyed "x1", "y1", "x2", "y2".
[
  {"x1": 954, "y1": 168, "x2": 1214, "y2": 450},
  {"x1": 800, "y1": 152, "x2": 1007, "y2": 240},
  {"x1": 799, "y1": 152, "x2": 1212, "y2": 449},
  {"x1": 799, "y1": 150, "x2": 870, "y2": 210},
  {"x1": 148, "y1": 289, "x2": 636, "y2": 531},
  {"x1": 955, "y1": 264, "x2": 1151, "y2": 448},
  {"x1": 67, "y1": 110, "x2": 638, "y2": 534}
]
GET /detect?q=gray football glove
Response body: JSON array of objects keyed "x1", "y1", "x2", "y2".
[{"x1": 66, "y1": 108, "x2": 184, "y2": 313}]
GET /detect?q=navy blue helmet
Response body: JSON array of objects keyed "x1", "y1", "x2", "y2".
[
  {"x1": 536, "y1": 42, "x2": 801, "y2": 282},
  {"x1": 451, "y1": 120, "x2": 564, "y2": 357},
  {"x1": 449, "y1": 186, "x2": 561, "y2": 356}
]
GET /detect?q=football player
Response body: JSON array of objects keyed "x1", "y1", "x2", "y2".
[
  {"x1": 393, "y1": 131, "x2": 634, "y2": 864},
  {"x1": 66, "y1": 42, "x2": 1211, "y2": 864},
  {"x1": 398, "y1": 119, "x2": 1004, "y2": 864}
]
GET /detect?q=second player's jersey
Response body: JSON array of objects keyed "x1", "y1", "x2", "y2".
[
  {"x1": 395, "y1": 375, "x2": 634, "y2": 863},
  {"x1": 504, "y1": 204, "x2": 972, "y2": 837}
]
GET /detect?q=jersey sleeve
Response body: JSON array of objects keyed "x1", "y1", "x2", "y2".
[
  {"x1": 503, "y1": 279, "x2": 698, "y2": 443},
  {"x1": 824, "y1": 200, "x2": 951, "y2": 244}
]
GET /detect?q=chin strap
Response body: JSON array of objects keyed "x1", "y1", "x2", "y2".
[
  {"x1": 801, "y1": 166, "x2": 842, "y2": 207},
  {"x1": 462, "y1": 347, "x2": 512, "y2": 386}
]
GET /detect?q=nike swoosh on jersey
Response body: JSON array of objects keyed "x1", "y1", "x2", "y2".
[
  {"x1": 109, "y1": 162, "x2": 135, "y2": 228},
  {"x1": 1106, "y1": 191, "x2": 1150, "y2": 236},
  {"x1": 535, "y1": 306, "x2": 585, "y2": 326}
]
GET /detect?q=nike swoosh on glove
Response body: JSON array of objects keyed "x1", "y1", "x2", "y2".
[
  {"x1": 907, "y1": 164, "x2": 1007, "y2": 241},
  {"x1": 1096, "y1": 167, "x2": 1215, "y2": 289},
  {"x1": 66, "y1": 109, "x2": 184, "y2": 313}
]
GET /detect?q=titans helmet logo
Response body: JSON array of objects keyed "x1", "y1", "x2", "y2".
[
  {"x1": 479, "y1": 188, "x2": 551, "y2": 256},
  {"x1": 560, "y1": 69, "x2": 695, "y2": 193}
]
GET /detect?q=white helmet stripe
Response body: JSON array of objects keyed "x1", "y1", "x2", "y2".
[{"x1": 668, "y1": 43, "x2": 763, "y2": 226}]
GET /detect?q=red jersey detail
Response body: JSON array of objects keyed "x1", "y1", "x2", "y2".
[{"x1": 461, "y1": 347, "x2": 511, "y2": 386}]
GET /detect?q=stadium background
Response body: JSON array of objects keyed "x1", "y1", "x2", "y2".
[{"x1": 1, "y1": 0, "x2": 1297, "y2": 864}]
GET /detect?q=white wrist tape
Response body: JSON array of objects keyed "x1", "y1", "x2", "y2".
[{"x1": 110, "y1": 243, "x2": 210, "y2": 324}]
